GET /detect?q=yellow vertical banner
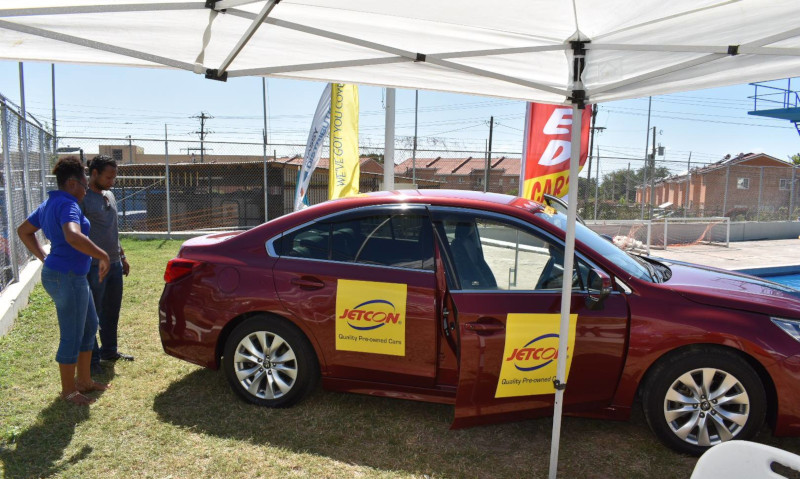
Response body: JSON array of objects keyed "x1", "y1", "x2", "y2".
[{"x1": 329, "y1": 83, "x2": 360, "y2": 200}]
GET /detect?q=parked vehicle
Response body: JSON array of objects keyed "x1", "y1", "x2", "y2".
[{"x1": 159, "y1": 189, "x2": 800, "y2": 455}]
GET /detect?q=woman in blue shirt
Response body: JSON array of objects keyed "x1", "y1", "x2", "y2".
[{"x1": 17, "y1": 157, "x2": 112, "y2": 406}]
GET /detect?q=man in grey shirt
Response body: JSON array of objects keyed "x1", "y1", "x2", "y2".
[{"x1": 83, "y1": 155, "x2": 133, "y2": 373}]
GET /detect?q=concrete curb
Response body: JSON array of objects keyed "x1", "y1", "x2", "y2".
[{"x1": 0, "y1": 258, "x2": 43, "y2": 337}]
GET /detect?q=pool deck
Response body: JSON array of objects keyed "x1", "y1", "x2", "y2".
[{"x1": 651, "y1": 238, "x2": 800, "y2": 274}]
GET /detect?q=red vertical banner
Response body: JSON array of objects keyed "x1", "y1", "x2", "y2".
[{"x1": 520, "y1": 103, "x2": 592, "y2": 202}]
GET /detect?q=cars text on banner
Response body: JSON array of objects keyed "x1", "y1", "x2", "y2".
[
  {"x1": 293, "y1": 83, "x2": 332, "y2": 212},
  {"x1": 520, "y1": 103, "x2": 592, "y2": 203},
  {"x1": 329, "y1": 83, "x2": 360, "y2": 200}
]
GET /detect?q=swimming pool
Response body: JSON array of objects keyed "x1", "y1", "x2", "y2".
[{"x1": 762, "y1": 273, "x2": 800, "y2": 289}]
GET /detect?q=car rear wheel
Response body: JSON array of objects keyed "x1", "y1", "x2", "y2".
[
  {"x1": 642, "y1": 348, "x2": 766, "y2": 456},
  {"x1": 223, "y1": 316, "x2": 318, "y2": 407}
]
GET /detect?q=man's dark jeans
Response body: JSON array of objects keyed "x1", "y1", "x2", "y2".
[{"x1": 89, "y1": 261, "x2": 123, "y2": 365}]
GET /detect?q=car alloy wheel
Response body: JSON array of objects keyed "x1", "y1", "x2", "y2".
[
  {"x1": 223, "y1": 316, "x2": 319, "y2": 407},
  {"x1": 233, "y1": 330, "x2": 298, "y2": 400},
  {"x1": 643, "y1": 347, "x2": 766, "y2": 455},
  {"x1": 663, "y1": 367, "x2": 749, "y2": 446}
]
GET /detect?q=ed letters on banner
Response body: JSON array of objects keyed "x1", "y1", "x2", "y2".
[{"x1": 520, "y1": 103, "x2": 592, "y2": 202}]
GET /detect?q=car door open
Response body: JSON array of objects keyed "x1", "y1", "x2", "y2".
[{"x1": 430, "y1": 208, "x2": 630, "y2": 428}]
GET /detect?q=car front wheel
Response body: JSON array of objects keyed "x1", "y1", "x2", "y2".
[
  {"x1": 223, "y1": 316, "x2": 318, "y2": 408},
  {"x1": 643, "y1": 348, "x2": 767, "y2": 455}
]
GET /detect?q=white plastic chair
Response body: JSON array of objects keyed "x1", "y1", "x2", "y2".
[{"x1": 691, "y1": 441, "x2": 800, "y2": 479}]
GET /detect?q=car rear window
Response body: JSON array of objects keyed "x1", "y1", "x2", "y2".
[{"x1": 276, "y1": 212, "x2": 434, "y2": 271}]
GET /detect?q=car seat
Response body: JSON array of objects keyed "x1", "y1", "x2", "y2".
[{"x1": 449, "y1": 222, "x2": 497, "y2": 289}]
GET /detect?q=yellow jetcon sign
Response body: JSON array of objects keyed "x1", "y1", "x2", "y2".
[
  {"x1": 335, "y1": 279, "x2": 407, "y2": 356},
  {"x1": 495, "y1": 313, "x2": 578, "y2": 398}
]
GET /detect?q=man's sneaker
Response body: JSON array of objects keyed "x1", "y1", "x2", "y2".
[{"x1": 101, "y1": 352, "x2": 134, "y2": 362}]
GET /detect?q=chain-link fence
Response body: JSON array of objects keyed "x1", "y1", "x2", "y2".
[
  {"x1": 582, "y1": 156, "x2": 800, "y2": 222},
  {"x1": 1, "y1": 102, "x2": 53, "y2": 292},
  {"x1": 3, "y1": 129, "x2": 798, "y2": 293}
]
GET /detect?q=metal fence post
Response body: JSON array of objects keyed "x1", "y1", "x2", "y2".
[
  {"x1": 165, "y1": 125, "x2": 171, "y2": 238},
  {"x1": 722, "y1": 164, "x2": 730, "y2": 217},
  {"x1": 264, "y1": 153, "x2": 269, "y2": 223},
  {"x1": 39, "y1": 129, "x2": 47, "y2": 202},
  {"x1": 790, "y1": 165, "x2": 797, "y2": 221},
  {"x1": 663, "y1": 217, "x2": 668, "y2": 250},
  {"x1": 757, "y1": 166, "x2": 763, "y2": 221},
  {"x1": 725, "y1": 217, "x2": 730, "y2": 247},
  {"x1": 646, "y1": 220, "x2": 651, "y2": 255},
  {"x1": 2, "y1": 105, "x2": 20, "y2": 283},
  {"x1": 19, "y1": 119, "x2": 31, "y2": 218}
]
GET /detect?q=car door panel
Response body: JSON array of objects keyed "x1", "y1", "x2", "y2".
[
  {"x1": 450, "y1": 290, "x2": 629, "y2": 427},
  {"x1": 272, "y1": 206, "x2": 440, "y2": 388},
  {"x1": 428, "y1": 207, "x2": 629, "y2": 428}
]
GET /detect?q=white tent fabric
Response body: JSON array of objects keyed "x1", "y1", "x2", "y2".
[
  {"x1": 1, "y1": 0, "x2": 800, "y2": 104},
  {"x1": 3, "y1": 2, "x2": 800, "y2": 477}
]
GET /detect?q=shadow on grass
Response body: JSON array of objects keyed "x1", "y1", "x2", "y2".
[
  {"x1": 0, "y1": 398, "x2": 92, "y2": 479},
  {"x1": 151, "y1": 369, "x2": 706, "y2": 478}
]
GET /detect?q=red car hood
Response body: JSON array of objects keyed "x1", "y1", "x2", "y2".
[{"x1": 657, "y1": 260, "x2": 800, "y2": 319}]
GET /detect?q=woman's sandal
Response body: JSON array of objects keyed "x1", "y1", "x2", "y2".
[
  {"x1": 61, "y1": 390, "x2": 96, "y2": 405},
  {"x1": 77, "y1": 381, "x2": 111, "y2": 393}
]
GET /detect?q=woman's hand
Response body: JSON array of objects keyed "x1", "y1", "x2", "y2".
[{"x1": 98, "y1": 255, "x2": 110, "y2": 283}]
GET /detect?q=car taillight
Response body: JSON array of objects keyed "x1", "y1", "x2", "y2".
[{"x1": 164, "y1": 258, "x2": 202, "y2": 283}]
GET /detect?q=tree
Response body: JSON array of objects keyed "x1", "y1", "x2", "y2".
[
  {"x1": 594, "y1": 165, "x2": 671, "y2": 204},
  {"x1": 789, "y1": 153, "x2": 800, "y2": 166}
]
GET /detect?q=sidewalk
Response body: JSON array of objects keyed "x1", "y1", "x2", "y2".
[{"x1": 652, "y1": 238, "x2": 800, "y2": 273}]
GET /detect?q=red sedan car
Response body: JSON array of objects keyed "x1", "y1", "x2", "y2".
[{"x1": 159, "y1": 190, "x2": 800, "y2": 455}]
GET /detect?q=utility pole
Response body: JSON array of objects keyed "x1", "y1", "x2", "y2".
[
  {"x1": 685, "y1": 152, "x2": 692, "y2": 215},
  {"x1": 626, "y1": 162, "x2": 631, "y2": 203},
  {"x1": 484, "y1": 116, "x2": 494, "y2": 193},
  {"x1": 412, "y1": 90, "x2": 418, "y2": 187},
  {"x1": 585, "y1": 106, "x2": 604, "y2": 206},
  {"x1": 262, "y1": 78, "x2": 269, "y2": 222},
  {"x1": 192, "y1": 111, "x2": 213, "y2": 163},
  {"x1": 51, "y1": 64, "x2": 57, "y2": 153},
  {"x1": 640, "y1": 96, "x2": 652, "y2": 219},
  {"x1": 593, "y1": 145, "x2": 600, "y2": 221},
  {"x1": 649, "y1": 125, "x2": 657, "y2": 218}
]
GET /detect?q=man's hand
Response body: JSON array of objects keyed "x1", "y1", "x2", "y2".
[{"x1": 122, "y1": 257, "x2": 130, "y2": 277}]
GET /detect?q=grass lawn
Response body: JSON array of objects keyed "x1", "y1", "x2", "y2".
[{"x1": 2, "y1": 237, "x2": 800, "y2": 478}]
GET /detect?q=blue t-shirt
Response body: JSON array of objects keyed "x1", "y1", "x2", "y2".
[{"x1": 27, "y1": 190, "x2": 92, "y2": 275}]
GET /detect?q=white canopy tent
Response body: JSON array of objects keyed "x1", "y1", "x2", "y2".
[{"x1": 2, "y1": 1, "x2": 800, "y2": 477}]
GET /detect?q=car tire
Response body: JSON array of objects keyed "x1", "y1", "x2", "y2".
[
  {"x1": 222, "y1": 315, "x2": 319, "y2": 408},
  {"x1": 642, "y1": 347, "x2": 767, "y2": 456}
]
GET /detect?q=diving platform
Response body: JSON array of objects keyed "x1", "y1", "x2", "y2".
[{"x1": 748, "y1": 80, "x2": 800, "y2": 135}]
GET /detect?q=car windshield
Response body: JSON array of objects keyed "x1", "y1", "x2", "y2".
[{"x1": 535, "y1": 210, "x2": 653, "y2": 282}]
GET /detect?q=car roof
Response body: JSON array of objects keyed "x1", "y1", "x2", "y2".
[{"x1": 351, "y1": 189, "x2": 544, "y2": 211}]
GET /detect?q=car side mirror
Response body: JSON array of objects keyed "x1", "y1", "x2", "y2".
[{"x1": 586, "y1": 268, "x2": 612, "y2": 310}]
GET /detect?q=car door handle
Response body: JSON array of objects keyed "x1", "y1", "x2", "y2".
[
  {"x1": 464, "y1": 322, "x2": 505, "y2": 333},
  {"x1": 290, "y1": 277, "x2": 325, "y2": 290}
]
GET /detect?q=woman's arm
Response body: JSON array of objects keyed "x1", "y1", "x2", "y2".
[
  {"x1": 63, "y1": 222, "x2": 110, "y2": 281},
  {"x1": 17, "y1": 220, "x2": 47, "y2": 262}
]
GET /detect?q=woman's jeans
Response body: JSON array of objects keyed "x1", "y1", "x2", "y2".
[{"x1": 40, "y1": 265, "x2": 98, "y2": 364}]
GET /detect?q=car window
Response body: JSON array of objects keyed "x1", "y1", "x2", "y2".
[
  {"x1": 279, "y1": 223, "x2": 330, "y2": 260},
  {"x1": 437, "y1": 216, "x2": 587, "y2": 291},
  {"x1": 278, "y1": 212, "x2": 434, "y2": 271},
  {"x1": 534, "y1": 210, "x2": 651, "y2": 281}
]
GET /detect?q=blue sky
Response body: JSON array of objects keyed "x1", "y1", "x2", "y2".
[{"x1": 1, "y1": 61, "x2": 798, "y2": 177}]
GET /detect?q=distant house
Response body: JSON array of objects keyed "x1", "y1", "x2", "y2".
[
  {"x1": 637, "y1": 153, "x2": 799, "y2": 217},
  {"x1": 394, "y1": 156, "x2": 521, "y2": 194}
]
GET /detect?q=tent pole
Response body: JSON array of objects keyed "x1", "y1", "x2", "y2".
[
  {"x1": 384, "y1": 88, "x2": 395, "y2": 190},
  {"x1": 548, "y1": 101, "x2": 583, "y2": 479}
]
